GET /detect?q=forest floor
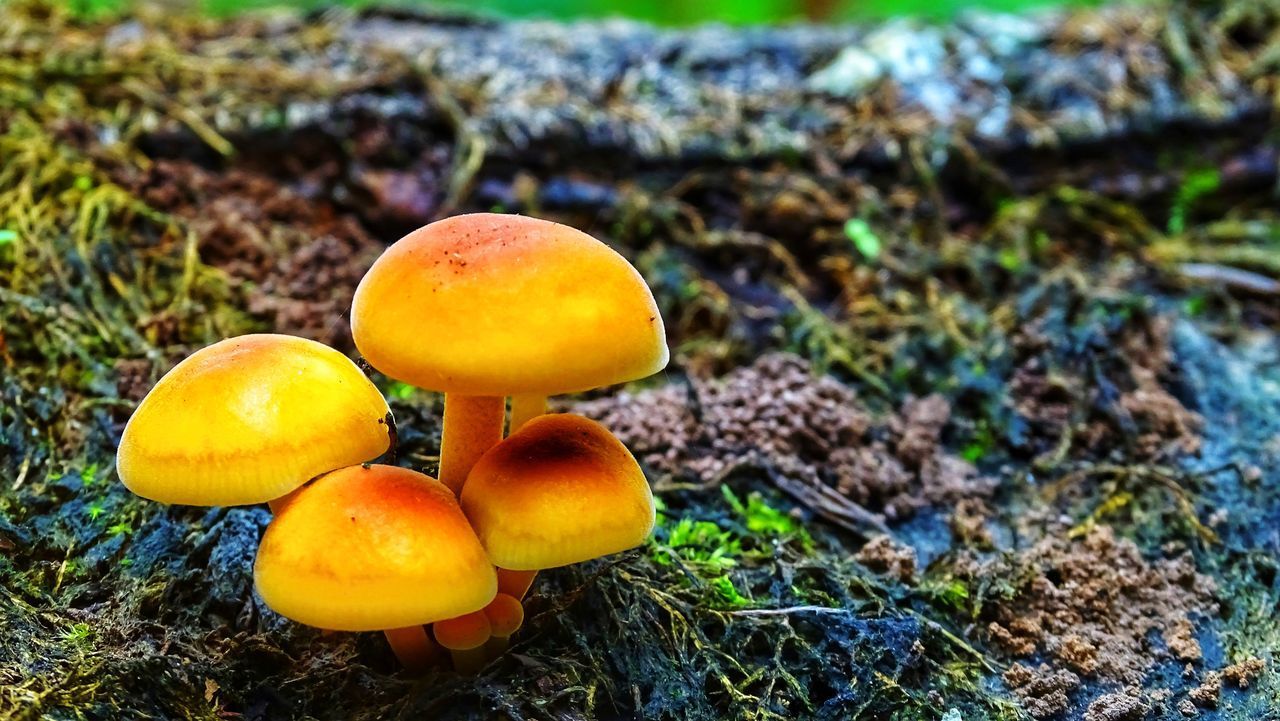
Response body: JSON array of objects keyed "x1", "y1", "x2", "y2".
[{"x1": 1, "y1": 1, "x2": 1279, "y2": 719}]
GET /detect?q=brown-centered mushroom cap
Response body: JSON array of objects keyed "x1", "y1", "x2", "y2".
[{"x1": 460, "y1": 413, "x2": 655, "y2": 571}]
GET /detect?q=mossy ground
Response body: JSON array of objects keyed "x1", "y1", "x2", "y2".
[{"x1": 2, "y1": 2, "x2": 1279, "y2": 719}]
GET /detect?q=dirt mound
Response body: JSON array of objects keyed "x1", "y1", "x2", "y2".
[
  {"x1": 112, "y1": 159, "x2": 383, "y2": 349},
  {"x1": 578, "y1": 353, "x2": 994, "y2": 524},
  {"x1": 953, "y1": 525, "x2": 1219, "y2": 718}
]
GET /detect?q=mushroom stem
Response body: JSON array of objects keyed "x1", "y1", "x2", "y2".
[
  {"x1": 508, "y1": 394, "x2": 547, "y2": 434},
  {"x1": 434, "y1": 611, "x2": 492, "y2": 675},
  {"x1": 500, "y1": 397, "x2": 547, "y2": 601},
  {"x1": 496, "y1": 568, "x2": 537, "y2": 599},
  {"x1": 439, "y1": 394, "x2": 505, "y2": 495},
  {"x1": 383, "y1": 625, "x2": 439, "y2": 673}
]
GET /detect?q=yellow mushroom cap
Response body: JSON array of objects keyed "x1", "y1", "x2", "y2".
[
  {"x1": 254, "y1": 464, "x2": 497, "y2": 632},
  {"x1": 483, "y1": 593, "x2": 525, "y2": 638},
  {"x1": 351, "y1": 213, "x2": 668, "y2": 396},
  {"x1": 460, "y1": 414, "x2": 655, "y2": 571},
  {"x1": 117, "y1": 334, "x2": 392, "y2": 506},
  {"x1": 433, "y1": 611, "x2": 492, "y2": 651}
]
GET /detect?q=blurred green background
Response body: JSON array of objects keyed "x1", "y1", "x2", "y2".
[{"x1": 72, "y1": 0, "x2": 1102, "y2": 24}]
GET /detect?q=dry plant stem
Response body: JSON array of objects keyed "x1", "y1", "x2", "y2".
[
  {"x1": 382, "y1": 626, "x2": 440, "y2": 672},
  {"x1": 508, "y1": 394, "x2": 547, "y2": 434},
  {"x1": 439, "y1": 394, "x2": 505, "y2": 495}
]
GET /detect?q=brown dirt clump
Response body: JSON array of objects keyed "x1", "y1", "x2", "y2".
[
  {"x1": 854, "y1": 534, "x2": 916, "y2": 583},
  {"x1": 1003, "y1": 663, "x2": 1081, "y2": 719},
  {"x1": 974, "y1": 526, "x2": 1218, "y2": 687},
  {"x1": 1222, "y1": 657, "x2": 1266, "y2": 689},
  {"x1": 577, "y1": 353, "x2": 993, "y2": 523},
  {"x1": 1083, "y1": 689, "x2": 1150, "y2": 721},
  {"x1": 113, "y1": 159, "x2": 382, "y2": 349},
  {"x1": 1186, "y1": 672, "x2": 1221, "y2": 709},
  {"x1": 1008, "y1": 315, "x2": 1202, "y2": 464}
]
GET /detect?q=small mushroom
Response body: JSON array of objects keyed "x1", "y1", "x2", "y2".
[
  {"x1": 482, "y1": 593, "x2": 525, "y2": 656},
  {"x1": 117, "y1": 334, "x2": 392, "y2": 512},
  {"x1": 351, "y1": 213, "x2": 668, "y2": 496},
  {"x1": 460, "y1": 413, "x2": 656, "y2": 572},
  {"x1": 254, "y1": 464, "x2": 496, "y2": 671},
  {"x1": 432, "y1": 610, "x2": 492, "y2": 674}
]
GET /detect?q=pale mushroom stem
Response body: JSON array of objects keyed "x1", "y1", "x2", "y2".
[
  {"x1": 383, "y1": 626, "x2": 440, "y2": 673},
  {"x1": 508, "y1": 394, "x2": 547, "y2": 434},
  {"x1": 484, "y1": 635, "x2": 511, "y2": 656},
  {"x1": 439, "y1": 394, "x2": 505, "y2": 495},
  {"x1": 500, "y1": 395, "x2": 549, "y2": 600}
]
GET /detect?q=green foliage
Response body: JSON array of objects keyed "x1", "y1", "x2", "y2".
[
  {"x1": 844, "y1": 217, "x2": 883, "y2": 261},
  {"x1": 1168, "y1": 168, "x2": 1221, "y2": 234}
]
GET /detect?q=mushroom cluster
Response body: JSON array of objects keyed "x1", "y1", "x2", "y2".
[{"x1": 117, "y1": 214, "x2": 667, "y2": 673}]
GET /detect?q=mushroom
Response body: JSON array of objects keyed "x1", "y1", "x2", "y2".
[
  {"x1": 482, "y1": 593, "x2": 525, "y2": 656},
  {"x1": 255, "y1": 464, "x2": 496, "y2": 671},
  {"x1": 117, "y1": 334, "x2": 393, "y2": 513},
  {"x1": 432, "y1": 610, "x2": 492, "y2": 674},
  {"x1": 460, "y1": 412, "x2": 656, "y2": 578},
  {"x1": 350, "y1": 213, "x2": 668, "y2": 499}
]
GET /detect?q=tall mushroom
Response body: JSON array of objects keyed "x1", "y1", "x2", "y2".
[
  {"x1": 117, "y1": 334, "x2": 393, "y2": 513},
  {"x1": 255, "y1": 464, "x2": 496, "y2": 671},
  {"x1": 350, "y1": 213, "x2": 668, "y2": 498},
  {"x1": 352, "y1": 213, "x2": 667, "y2": 603}
]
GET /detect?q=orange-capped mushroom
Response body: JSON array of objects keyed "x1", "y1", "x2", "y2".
[
  {"x1": 118, "y1": 334, "x2": 392, "y2": 510},
  {"x1": 433, "y1": 611, "x2": 492, "y2": 674},
  {"x1": 254, "y1": 464, "x2": 496, "y2": 670},
  {"x1": 482, "y1": 593, "x2": 525, "y2": 656},
  {"x1": 460, "y1": 413, "x2": 655, "y2": 571},
  {"x1": 351, "y1": 213, "x2": 667, "y2": 494}
]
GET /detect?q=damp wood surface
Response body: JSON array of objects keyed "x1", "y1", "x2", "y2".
[{"x1": 2, "y1": 1, "x2": 1279, "y2": 719}]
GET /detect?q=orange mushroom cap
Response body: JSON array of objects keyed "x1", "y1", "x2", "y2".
[
  {"x1": 483, "y1": 593, "x2": 525, "y2": 638},
  {"x1": 351, "y1": 213, "x2": 668, "y2": 396},
  {"x1": 254, "y1": 464, "x2": 496, "y2": 631},
  {"x1": 460, "y1": 414, "x2": 655, "y2": 571},
  {"x1": 117, "y1": 334, "x2": 392, "y2": 506},
  {"x1": 433, "y1": 611, "x2": 492, "y2": 652}
]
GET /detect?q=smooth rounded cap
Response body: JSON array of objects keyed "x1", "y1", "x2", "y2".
[
  {"x1": 254, "y1": 465, "x2": 497, "y2": 631},
  {"x1": 351, "y1": 213, "x2": 668, "y2": 396},
  {"x1": 118, "y1": 334, "x2": 392, "y2": 506},
  {"x1": 460, "y1": 414, "x2": 655, "y2": 570},
  {"x1": 434, "y1": 611, "x2": 492, "y2": 651},
  {"x1": 484, "y1": 593, "x2": 525, "y2": 638}
]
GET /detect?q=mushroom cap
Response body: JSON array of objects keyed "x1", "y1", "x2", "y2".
[
  {"x1": 117, "y1": 334, "x2": 392, "y2": 506},
  {"x1": 351, "y1": 213, "x2": 668, "y2": 396},
  {"x1": 254, "y1": 464, "x2": 497, "y2": 632},
  {"x1": 433, "y1": 611, "x2": 492, "y2": 651},
  {"x1": 460, "y1": 414, "x2": 655, "y2": 571},
  {"x1": 483, "y1": 593, "x2": 525, "y2": 638}
]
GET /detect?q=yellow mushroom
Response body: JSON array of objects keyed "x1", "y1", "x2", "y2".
[
  {"x1": 461, "y1": 414, "x2": 655, "y2": 572},
  {"x1": 117, "y1": 334, "x2": 392, "y2": 512},
  {"x1": 255, "y1": 464, "x2": 496, "y2": 671},
  {"x1": 350, "y1": 213, "x2": 668, "y2": 496}
]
